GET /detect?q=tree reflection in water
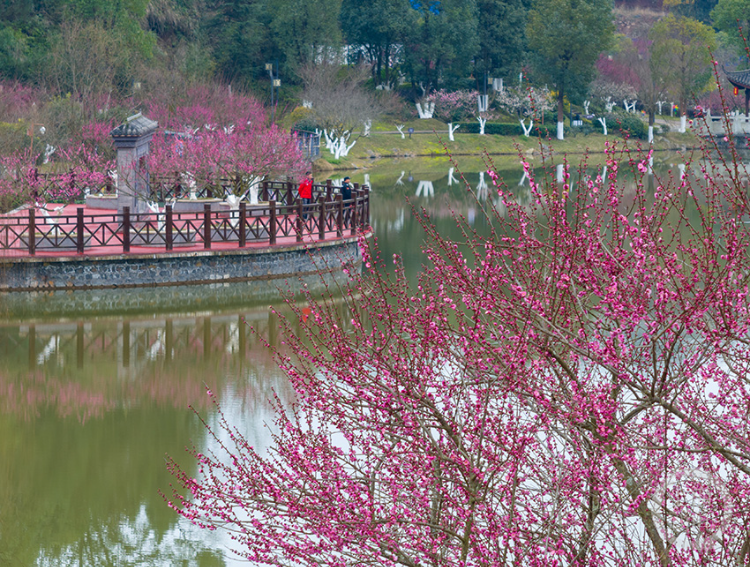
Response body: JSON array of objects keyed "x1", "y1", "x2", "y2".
[{"x1": 0, "y1": 307, "x2": 296, "y2": 566}]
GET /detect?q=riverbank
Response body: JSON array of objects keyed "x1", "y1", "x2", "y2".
[{"x1": 313, "y1": 124, "x2": 703, "y2": 172}]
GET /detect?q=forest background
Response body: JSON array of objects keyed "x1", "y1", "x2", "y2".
[{"x1": 0, "y1": 0, "x2": 749, "y2": 169}]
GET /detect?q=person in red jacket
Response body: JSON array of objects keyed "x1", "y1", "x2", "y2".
[{"x1": 298, "y1": 171, "x2": 313, "y2": 219}]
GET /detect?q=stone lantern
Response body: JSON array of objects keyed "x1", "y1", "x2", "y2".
[{"x1": 110, "y1": 113, "x2": 158, "y2": 214}]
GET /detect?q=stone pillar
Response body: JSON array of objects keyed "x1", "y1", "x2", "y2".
[{"x1": 110, "y1": 113, "x2": 159, "y2": 214}]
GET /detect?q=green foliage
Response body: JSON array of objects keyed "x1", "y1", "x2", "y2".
[
  {"x1": 475, "y1": 0, "x2": 529, "y2": 79},
  {"x1": 527, "y1": 0, "x2": 615, "y2": 115},
  {"x1": 340, "y1": 0, "x2": 416, "y2": 87},
  {"x1": 666, "y1": 0, "x2": 719, "y2": 23},
  {"x1": 401, "y1": 0, "x2": 480, "y2": 90},
  {"x1": 268, "y1": 0, "x2": 343, "y2": 76},
  {"x1": 599, "y1": 113, "x2": 647, "y2": 139},
  {"x1": 710, "y1": 0, "x2": 750, "y2": 55},
  {"x1": 0, "y1": 120, "x2": 30, "y2": 157},
  {"x1": 649, "y1": 14, "x2": 717, "y2": 111}
]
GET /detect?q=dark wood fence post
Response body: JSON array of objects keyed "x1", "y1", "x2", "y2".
[
  {"x1": 296, "y1": 200, "x2": 303, "y2": 242},
  {"x1": 123, "y1": 207, "x2": 131, "y2": 253},
  {"x1": 286, "y1": 181, "x2": 295, "y2": 206},
  {"x1": 203, "y1": 204, "x2": 212, "y2": 249},
  {"x1": 165, "y1": 204, "x2": 173, "y2": 251},
  {"x1": 239, "y1": 202, "x2": 247, "y2": 248},
  {"x1": 262, "y1": 181, "x2": 269, "y2": 202},
  {"x1": 76, "y1": 207, "x2": 84, "y2": 254},
  {"x1": 318, "y1": 196, "x2": 325, "y2": 240},
  {"x1": 363, "y1": 187, "x2": 370, "y2": 227},
  {"x1": 350, "y1": 190, "x2": 359, "y2": 236},
  {"x1": 326, "y1": 179, "x2": 332, "y2": 201},
  {"x1": 28, "y1": 208, "x2": 35, "y2": 256},
  {"x1": 269, "y1": 200, "x2": 277, "y2": 245},
  {"x1": 336, "y1": 194, "x2": 343, "y2": 237}
]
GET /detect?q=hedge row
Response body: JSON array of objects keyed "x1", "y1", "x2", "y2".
[{"x1": 456, "y1": 113, "x2": 648, "y2": 139}]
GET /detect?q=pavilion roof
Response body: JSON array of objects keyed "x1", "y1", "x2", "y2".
[
  {"x1": 727, "y1": 69, "x2": 750, "y2": 90},
  {"x1": 110, "y1": 113, "x2": 158, "y2": 138}
]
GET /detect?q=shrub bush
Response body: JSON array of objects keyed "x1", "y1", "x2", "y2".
[{"x1": 599, "y1": 113, "x2": 647, "y2": 139}]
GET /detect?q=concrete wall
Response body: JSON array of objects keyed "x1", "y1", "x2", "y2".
[{"x1": 0, "y1": 237, "x2": 363, "y2": 292}]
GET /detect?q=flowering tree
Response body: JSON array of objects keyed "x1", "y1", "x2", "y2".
[
  {"x1": 495, "y1": 85, "x2": 552, "y2": 118},
  {"x1": 146, "y1": 121, "x2": 305, "y2": 199},
  {"x1": 167, "y1": 118, "x2": 750, "y2": 566},
  {"x1": 426, "y1": 89, "x2": 480, "y2": 140}
]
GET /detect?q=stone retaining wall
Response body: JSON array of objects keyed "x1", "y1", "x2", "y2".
[{"x1": 0, "y1": 236, "x2": 364, "y2": 292}]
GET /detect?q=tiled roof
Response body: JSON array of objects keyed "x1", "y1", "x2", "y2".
[
  {"x1": 110, "y1": 113, "x2": 158, "y2": 138},
  {"x1": 727, "y1": 69, "x2": 750, "y2": 90}
]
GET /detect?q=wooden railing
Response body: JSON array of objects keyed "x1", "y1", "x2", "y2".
[{"x1": 0, "y1": 188, "x2": 370, "y2": 256}]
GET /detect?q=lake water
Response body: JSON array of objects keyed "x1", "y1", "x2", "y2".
[{"x1": 0, "y1": 155, "x2": 684, "y2": 566}]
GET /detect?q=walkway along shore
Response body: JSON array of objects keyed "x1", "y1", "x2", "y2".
[{"x1": 0, "y1": 181, "x2": 371, "y2": 291}]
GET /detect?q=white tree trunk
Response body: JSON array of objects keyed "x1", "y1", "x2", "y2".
[
  {"x1": 556, "y1": 164, "x2": 564, "y2": 183},
  {"x1": 477, "y1": 117, "x2": 487, "y2": 135},
  {"x1": 363, "y1": 120, "x2": 372, "y2": 137},
  {"x1": 448, "y1": 123, "x2": 460, "y2": 141},
  {"x1": 396, "y1": 125, "x2": 405, "y2": 139},
  {"x1": 679, "y1": 115, "x2": 687, "y2": 133},
  {"x1": 598, "y1": 117, "x2": 608, "y2": 136},
  {"x1": 415, "y1": 180, "x2": 434, "y2": 198},
  {"x1": 416, "y1": 102, "x2": 435, "y2": 119},
  {"x1": 583, "y1": 101, "x2": 590, "y2": 115},
  {"x1": 648, "y1": 125, "x2": 654, "y2": 144},
  {"x1": 448, "y1": 167, "x2": 458, "y2": 186},
  {"x1": 557, "y1": 121, "x2": 564, "y2": 141},
  {"x1": 520, "y1": 119, "x2": 533, "y2": 137},
  {"x1": 476, "y1": 172, "x2": 488, "y2": 200}
]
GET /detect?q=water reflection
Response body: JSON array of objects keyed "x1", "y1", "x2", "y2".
[
  {"x1": 0, "y1": 308, "x2": 293, "y2": 566},
  {"x1": 1, "y1": 158, "x2": 695, "y2": 565}
]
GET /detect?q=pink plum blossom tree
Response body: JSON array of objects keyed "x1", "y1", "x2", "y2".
[{"x1": 167, "y1": 119, "x2": 750, "y2": 565}]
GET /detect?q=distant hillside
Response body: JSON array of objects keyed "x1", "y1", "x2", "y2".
[{"x1": 614, "y1": 5, "x2": 667, "y2": 41}]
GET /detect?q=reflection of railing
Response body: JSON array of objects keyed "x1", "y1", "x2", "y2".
[{"x1": 0, "y1": 184, "x2": 370, "y2": 256}]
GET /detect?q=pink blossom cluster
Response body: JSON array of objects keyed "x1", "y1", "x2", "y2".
[
  {"x1": 167, "y1": 126, "x2": 750, "y2": 566},
  {"x1": 427, "y1": 89, "x2": 481, "y2": 122}
]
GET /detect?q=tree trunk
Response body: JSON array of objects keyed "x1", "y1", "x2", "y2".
[
  {"x1": 649, "y1": 110, "x2": 655, "y2": 144},
  {"x1": 557, "y1": 89, "x2": 565, "y2": 140}
]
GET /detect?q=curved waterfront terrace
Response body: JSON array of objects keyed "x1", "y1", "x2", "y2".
[{"x1": 0, "y1": 180, "x2": 370, "y2": 258}]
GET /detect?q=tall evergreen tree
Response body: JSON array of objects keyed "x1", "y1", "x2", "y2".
[
  {"x1": 203, "y1": 0, "x2": 270, "y2": 85},
  {"x1": 402, "y1": 0, "x2": 479, "y2": 91},
  {"x1": 340, "y1": 0, "x2": 416, "y2": 87},
  {"x1": 527, "y1": 0, "x2": 614, "y2": 140},
  {"x1": 267, "y1": 0, "x2": 343, "y2": 76},
  {"x1": 475, "y1": 0, "x2": 530, "y2": 86}
]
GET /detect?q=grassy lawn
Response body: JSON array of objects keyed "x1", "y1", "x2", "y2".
[{"x1": 314, "y1": 125, "x2": 702, "y2": 172}]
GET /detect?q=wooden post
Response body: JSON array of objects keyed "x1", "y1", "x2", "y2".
[
  {"x1": 318, "y1": 196, "x2": 325, "y2": 240},
  {"x1": 239, "y1": 202, "x2": 247, "y2": 248},
  {"x1": 336, "y1": 194, "x2": 343, "y2": 237},
  {"x1": 296, "y1": 200, "x2": 303, "y2": 242},
  {"x1": 269, "y1": 200, "x2": 277, "y2": 245},
  {"x1": 363, "y1": 187, "x2": 370, "y2": 227},
  {"x1": 28, "y1": 208, "x2": 35, "y2": 256},
  {"x1": 326, "y1": 179, "x2": 332, "y2": 201},
  {"x1": 350, "y1": 190, "x2": 358, "y2": 236},
  {"x1": 203, "y1": 204, "x2": 211, "y2": 249},
  {"x1": 122, "y1": 207, "x2": 130, "y2": 253},
  {"x1": 262, "y1": 180, "x2": 269, "y2": 202},
  {"x1": 76, "y1": 207, "x2": 84, "y2": 254},
  {"x1": 165, "y1": 204, "x2": 173, "y2": 251},
  {"x1": 286, "y1": 181, "x2": 294, "y2": 206}
]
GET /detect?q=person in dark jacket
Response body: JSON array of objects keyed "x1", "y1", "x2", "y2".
[{"x1": 341, "y1": 176, "x2": 352, "y2": 201}]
